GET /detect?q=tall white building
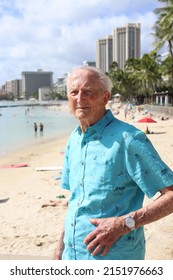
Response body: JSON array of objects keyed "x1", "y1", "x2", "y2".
[
  {"x1": 96, "y1": 35, "x2": 113, "y2": 73},
  {"x1": 21, "y1": 69, "x2": 53, "y2": 99},
  {"x1": 113, "y1": 23, "x2": 141, "y2": 69},
  {"x1": 5, "y1": 79, "x2": 22, "y2": 99}
]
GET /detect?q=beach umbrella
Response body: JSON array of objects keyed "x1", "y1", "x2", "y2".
[
  {"x1": 137, "y1": 117, "x2": 157, "y2": 124},
  {"x1": 114, "y1": 93, "x2": 121, "y2": 97},
  {"x1": 137, "y1": 117, "x2": 157, "y2": 133}
]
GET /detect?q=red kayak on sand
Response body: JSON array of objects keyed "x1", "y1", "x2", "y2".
[{"x1": 2, "y1": 163, "x2": 29, "y2": 168}]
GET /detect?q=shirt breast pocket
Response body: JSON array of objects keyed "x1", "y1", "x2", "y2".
[{"x1": 85, "y1": 159, "x2": 117, "y2": 190}]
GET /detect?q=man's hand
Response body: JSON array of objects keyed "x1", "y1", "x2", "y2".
[
  {"x1": 84, "y1": 216, "x2": 126, "y2": 256},
  {"x1": 53, "y1": 248, "x2": 62, "y2": 260}
]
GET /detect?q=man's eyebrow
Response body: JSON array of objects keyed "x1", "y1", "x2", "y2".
[{"x1": 70, "y1": 86, "x2": 94, "y2": 91}]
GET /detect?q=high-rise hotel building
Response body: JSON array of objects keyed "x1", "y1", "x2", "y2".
[
  {"x1": 96, "y1": 23, "x2": 141, "y2": 72},
  {"x1": 5, "y1": 79, "x2": 22, "y2": 99},
  {"x1": 96, "y1": 35, "x2": 113, "y2": 73},
  {"x1": 113, "y1": 23, "x2": 141, "y2": 70},
  {"x1": 21, "y1": 69, "x2": 53, "y2": 99}
]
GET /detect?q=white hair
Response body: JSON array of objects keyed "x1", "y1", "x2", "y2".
[{"x1": 67, "y1": 66, "x2": 112, "y2": 94}]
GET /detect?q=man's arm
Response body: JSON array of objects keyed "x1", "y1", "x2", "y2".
[
  {"x1": 53, "y1": 229, "x2": 64, "y2": 260},
  {"x1": 52, "y1": 194, "x2": 69, "y2": 259},
  {"x1": 132, "y1": 185, "x2": 173, "y2": 226},
  {"x1": 84, "y1": 185, "x2": 173, "y2": 256}
]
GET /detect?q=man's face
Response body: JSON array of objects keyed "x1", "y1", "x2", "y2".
[{"x1": 67, "y1": 69, "x2": 110, "y2": 125}]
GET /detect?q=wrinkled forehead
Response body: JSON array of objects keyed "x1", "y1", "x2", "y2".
[{"x1": 68, "y1": 69, "x2": 100, "y2": 90}]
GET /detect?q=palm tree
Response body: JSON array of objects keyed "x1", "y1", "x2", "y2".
[
  {"x1": 124, "y1": 53, "x2": 162, "y2": 103},
  {"x1": 153, "y1": 0, "x2": 173, "y2": 57},
  {"x1": 108, "y1": 54, "x2": 162, "y2": 103},
  {"x1": 124, "y1": 58, "x2": 141, "y2": 98},
  {"x1": 160, "y1": 54, "x2": 173, "y2": 85},
  {"x1": 141, "y1": 53, "x2": 162, "y2": 94},
  {"x1": 108, "y1": 62, "x2": 126, "y2": 97}
]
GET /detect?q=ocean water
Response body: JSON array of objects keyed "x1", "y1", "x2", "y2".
[{"x1": 0, "y1": 102, "x2": 78, "y2": 156}]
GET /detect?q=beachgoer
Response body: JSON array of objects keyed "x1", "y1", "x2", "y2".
[
  {"x1": 53, "y1": 66, "x2": 173, "y2": 260},
  {"x1": 34, "y1": 122, "x2": 37, "y2": 133},
  {"x1": 161, "y1": 116, "x2": 169, "y2": 121},
  {"x1": 39, "y1": 122, "x2": 44, "y2": 133},
  {"x1": 42, "y1": 199, "x2": 68, "y2": 208},
  {"x1": 145, "y1": 126, "x2": 150, "y2": 134}
]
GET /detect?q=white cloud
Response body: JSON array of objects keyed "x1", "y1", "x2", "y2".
[{"x1": 0, "y1": 0, "x2": 163, "y2": 85}]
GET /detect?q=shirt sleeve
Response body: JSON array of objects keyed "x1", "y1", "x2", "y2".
[{"x1": 125, "y1": 131, "x2": 173, "y2": 198}]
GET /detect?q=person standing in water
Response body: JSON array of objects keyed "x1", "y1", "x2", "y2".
[
  {"x1": 33, "y1": 122, "x2": 37, "y2": 133},
  {"x1": 39, "y1": 122, "x2": 44, "y2": 134}
]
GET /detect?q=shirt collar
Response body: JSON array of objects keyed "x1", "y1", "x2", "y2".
[{"x1": 76, "y1": 109, "x2": 115, "y2": 136}]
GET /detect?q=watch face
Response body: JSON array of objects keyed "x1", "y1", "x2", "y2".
[{"x1": 126, "y1": 216, "x2": 135, "y2": 228}]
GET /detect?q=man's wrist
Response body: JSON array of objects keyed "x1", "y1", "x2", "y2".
[{"x1": 124, "y1": 214, "x2": 136, "y2": 230}]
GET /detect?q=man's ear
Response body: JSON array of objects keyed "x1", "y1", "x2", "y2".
[{"x1": 104, "y1": 91, "x2": 111, "y2": 104}]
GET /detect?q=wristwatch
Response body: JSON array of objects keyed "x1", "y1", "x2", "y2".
[{"x1": 125, "y1": 214, "x2": 135, "y2": 230}]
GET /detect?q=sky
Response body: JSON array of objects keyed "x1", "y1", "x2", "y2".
[{"x1": 0, "y1": 0, "x2": 164, "y2": 86}]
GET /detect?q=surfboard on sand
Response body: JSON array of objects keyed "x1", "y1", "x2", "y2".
[
  {"x1": 2, "y1": 163, "x2": 29, "y2": 168},
  {"x1": 35, "y1": 166, "x2": 62, "y2": 171}
]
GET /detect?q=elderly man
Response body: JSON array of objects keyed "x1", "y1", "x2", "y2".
[{"x1": 54, "y1": 66, "x2": 173, "y2": 260}]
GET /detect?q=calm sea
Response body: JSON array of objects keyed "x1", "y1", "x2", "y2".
[{"x1": 0, "y1": 101, "x2": 78, "y2": 156}]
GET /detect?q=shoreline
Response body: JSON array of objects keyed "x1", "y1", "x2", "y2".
[
  {"x1": 0, "y1": 101, "x2": 75, "y2": 156},
  {"x1": 0, "y1": 131, "x2": 70, "y2": 162}
]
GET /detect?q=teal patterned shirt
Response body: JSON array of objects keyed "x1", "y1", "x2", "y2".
[{"x1": 61, "y1": 110, "x2": 173, "y2": 260}]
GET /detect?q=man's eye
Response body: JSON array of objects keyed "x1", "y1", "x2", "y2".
[
  {"x1": 70, "y1": 91, "x2": 78, "y2": 96},
  {"x1": 85, "y1": 91, "x2": 92, "y2": 96}
]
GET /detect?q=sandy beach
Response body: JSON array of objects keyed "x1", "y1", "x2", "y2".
[{"x1": 0, "y1": 103, "x2": 173, "y2": 260}]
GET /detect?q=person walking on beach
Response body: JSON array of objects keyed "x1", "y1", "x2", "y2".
[
  {"x1": 39, "y1": 122, "x2": 44, "y2": 134},
  {"x1": 54, "y1": 66, "x2": 173, "y2": 260},
  {"x1": 33, "y1": 122, "x2": 37, "y2": 133}
]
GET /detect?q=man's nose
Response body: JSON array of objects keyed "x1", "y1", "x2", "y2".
[{"x1": 77, "y1": 91, "x2": 85, "y2": 102}]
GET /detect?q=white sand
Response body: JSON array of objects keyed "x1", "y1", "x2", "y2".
[{"x1": 0, "y1": 103, "x2": 173, "y2": 260}]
